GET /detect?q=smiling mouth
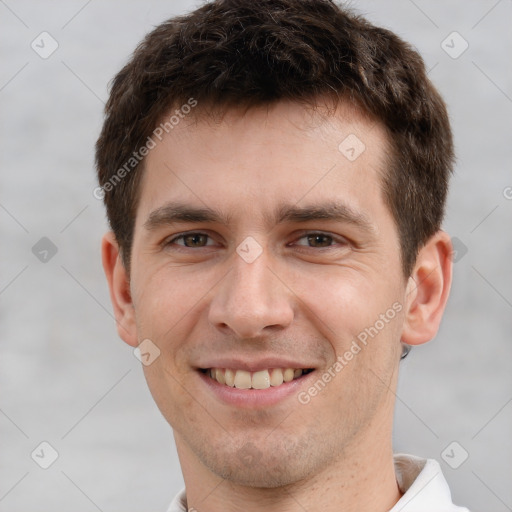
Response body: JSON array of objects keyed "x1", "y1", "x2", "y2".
[{"x1": 199, "y1": 367, "x2": 314, "y2": 389}]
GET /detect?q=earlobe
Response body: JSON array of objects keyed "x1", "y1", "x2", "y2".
[
  {"x1": 401, "y1": 231, "x2": 453, "y2": 346},
  {"x1": 101, "y1": 232, "x2": 138, "y2": 347}
]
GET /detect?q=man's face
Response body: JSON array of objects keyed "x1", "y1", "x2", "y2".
[{"x1": 128, "y1": 101, "x2": 408, "y2": 486}]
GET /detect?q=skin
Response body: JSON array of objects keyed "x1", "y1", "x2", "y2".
[{"x1": 102, "y1": 100, "x2": 453, "y2": 512}]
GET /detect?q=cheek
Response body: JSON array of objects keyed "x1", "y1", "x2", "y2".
[
  {"x1": 292, "y1": 267, "x2": 398, "y2": 344},
  {"x1": 134, "y1": 270, "x2": 205, "y2": 423},
  {"x1": 134, "y1": 266, "x2": 212, "y2": 335},
  {"x1": 142, "y1": 360, "x2": 202, "y2": 434},
  {"x1": 132, "y1": 265, "x2": 224, "y2": 384}
]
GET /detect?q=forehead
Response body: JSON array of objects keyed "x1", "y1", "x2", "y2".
[{"x1": 136, "y1": 100, "x2": 391, "y2": 229}]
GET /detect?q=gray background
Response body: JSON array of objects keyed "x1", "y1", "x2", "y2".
[{"x1": 1, "y1": 0, "x2": 511, "y2": 510}]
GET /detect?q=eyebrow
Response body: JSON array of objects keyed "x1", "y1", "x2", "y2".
[{"x1": 143, "y1": 201, "x2": 376, "y2": 235}]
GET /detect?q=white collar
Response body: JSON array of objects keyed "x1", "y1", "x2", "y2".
[
  {"x1": 390, "y1": 453, "x2": 469, "y2": 511},
  {"x1": 167, "y1": 453, "x2": 470, "y2": 512}
]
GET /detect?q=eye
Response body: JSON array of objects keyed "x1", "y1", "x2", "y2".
[
  {"x1": 293, "y1": 232, "x2": 347, "y2": 249},
  {"x1": 165, "y1": 232, "x2": 216, "y2": 248}
]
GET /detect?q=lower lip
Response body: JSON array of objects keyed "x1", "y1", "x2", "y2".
[{"x1": 197, "y1": 370, "x2": 316, "y2": 408}]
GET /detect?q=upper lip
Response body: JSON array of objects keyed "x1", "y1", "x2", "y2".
[{"x1": 196, "y1": 357, "x2": 316, "y2": 372}]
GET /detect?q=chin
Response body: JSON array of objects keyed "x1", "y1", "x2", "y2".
[
  {"x1": 196, "y1": 437, "x2": 320, "y2": 488},
  {"x1": 207, "y1": 457, "x2": 304, "y2": 488}
]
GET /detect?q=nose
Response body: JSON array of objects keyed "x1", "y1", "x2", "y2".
[{"x1": 208, "y1": 247, "x2": 294, "y2": 339}]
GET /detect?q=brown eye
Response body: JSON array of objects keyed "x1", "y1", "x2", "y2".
[
  {"x1": 167, "y1": 232, "x2": 214, "y2": 248},
  {"x1": 294, "y1": 232, "x2": 337, "y2": 248},
  {"x1": 182, "y1": 233, "x2": 209, "y2": 247},
  {"x1": 306, "y1": 233, "x2": 333, "y2": 247}
]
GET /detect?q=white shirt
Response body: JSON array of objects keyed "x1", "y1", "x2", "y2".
[{"x1": 166, "y1": 453, "x2": 470, "y2": 512}]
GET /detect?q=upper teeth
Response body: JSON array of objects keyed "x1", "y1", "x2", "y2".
[{"x1": 208, "y1": 368, "x2": 307, "y2": 389}]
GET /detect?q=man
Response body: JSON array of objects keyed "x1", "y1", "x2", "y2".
[{"x1": 96, "y1": 0, "x2": 470, "y2": 510}]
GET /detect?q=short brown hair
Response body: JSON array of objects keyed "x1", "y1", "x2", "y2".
[{"x1": 95, "y1": 0, "x2": 454, "y2": 276}]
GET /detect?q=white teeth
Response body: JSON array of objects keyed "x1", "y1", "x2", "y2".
[
  {"x1": 252, "y1": 370, "x2": 271, "y2": 389},
  {"x1": 233, "y1": 370, "x2": 252, "y2": 389},
  {"x1": 270, "y1": 368, "x2": 284, "y2": 387},
  {"x1": 225, "y1": 369, "x2": 235, "y2": 387},
  {"x1": 207, "y1": 367, "x2": 310, "y2": 389},
  {"x1": 283, "y1": 368, "x2": 295, "y2": 382},
  {"x1": 215, "y1": 368, "x2": 225, "y2": 385}
]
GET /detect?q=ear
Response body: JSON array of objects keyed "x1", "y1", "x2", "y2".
[
  {"x1": 401, "y1": 230, "x2": 453, "y2": 346},
  {"x1": 101, "y1": 231, "x2": 138, "y2": 347}
]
